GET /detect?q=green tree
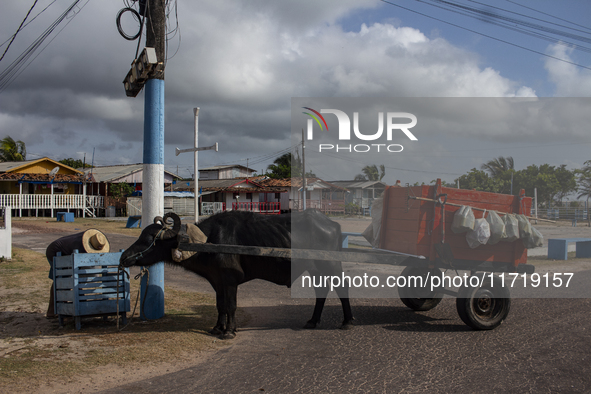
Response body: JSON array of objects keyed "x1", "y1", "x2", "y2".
[
  {"x1": 481, "y1": 156, "x2": 514, "y2": 194},
  {"x1": 109, "y1": 182, "x2": 135, "y2": 197},
  {"x1": 0, "y1": 135, "x2": 26, "y2": 162},
  {"x1": 481, "y1": 156, "x2": 514, "y2": 177},
  {"x1": 455, "y1": 168, "x2": 502, "y2": 192},
  {"x1": 354, "y1": 164, "x2": 385, "y2": 181},
  {"x1": 513, "y1": 164, "x2": 561, "y2": 207},
  {"x1": 266, "y1": 151, "x2": 315, "y2": 179},
  {"x1": 553, "y1": 164, "x2": 577, "y2": 203},
  {"x1": 267, "y1": 153, "x2": 294, "y2": 179},
  {"x1": 59, "y1": 158, "x2": 93, "y2": 169},
  {"x1": 575, "y1": 160, "x2": 591, "y2": 224}
]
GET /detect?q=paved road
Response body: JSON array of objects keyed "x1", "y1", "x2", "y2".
[
  {"x1": 12, "y1": 226, "x2": 591, "y2": 393},
  {"x1": 100, "y1": 284, "x2": 591, "y2": 393}
]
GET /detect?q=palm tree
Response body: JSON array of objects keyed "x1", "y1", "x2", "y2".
[
  {"x1": 355, "y1": 164, "x2": 385, "y2": 181},
  {"x1": 0, "y1": 136, "x2": 26, "y2": 162},
  {"x1": 481, "y1": 156, "x2": 514, "y2": 178}
]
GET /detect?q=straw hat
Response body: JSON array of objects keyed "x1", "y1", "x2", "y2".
[{"x1": 82, "y1": 229, "x2": 110, "y2": 253}]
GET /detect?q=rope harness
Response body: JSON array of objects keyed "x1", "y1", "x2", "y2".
[{"x1": 116, "y1": 226, "x2": 167, "y2": 331}]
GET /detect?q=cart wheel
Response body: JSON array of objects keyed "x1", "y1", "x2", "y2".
[
  {"x1": 456, "y1": 276, "x2": 511, "y2": 330},
  {"x1": 398, "y1": 266, "x2": 444, "y2": 311}
]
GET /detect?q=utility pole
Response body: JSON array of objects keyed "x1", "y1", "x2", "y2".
[
  {"x1": 302, "y1": 129, "x2": 306, "y2": 210},
  {"x1": 140, "y1": 0, "x2": 166, "y2": 320},
  {"x1": 174, "y1": 109, "x2": 218, "y2": 224}
]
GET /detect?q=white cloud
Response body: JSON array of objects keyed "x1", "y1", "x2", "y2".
[
  {"x1": 0, "y1": 0, "x2": 568, "y2": 176},
  {"x1": 545, "y1": 44, "x2": 591, "y2": 97}
]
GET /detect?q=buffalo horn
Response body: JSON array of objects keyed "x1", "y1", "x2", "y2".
[
  {"x1": 154, "y1": 216, "x2": 164, "y2": 225},
  {"x1": 161, "y1": 212, "x2": 181, "y2": 239}
]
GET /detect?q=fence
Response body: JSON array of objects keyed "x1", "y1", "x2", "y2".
[
  {"x1": 536, "y1": 207, "x2": 588, "y2": 221},
  {"x1": 127, "y1": 197, "x2": 201, "y2": 217},
  {"x1": 231, "y1": 202, "x2": 281, "y2": 214},
  {"x1": 291, "y1": 200, "x2": 346, "y2": 214},
  {"x1": 0, "y1": 194, "x2": 104, "y2": 217}
]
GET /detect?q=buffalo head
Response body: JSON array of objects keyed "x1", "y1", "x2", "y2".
[{"x1": 120, "y1": 212, "x2": 181, "y2": 267}]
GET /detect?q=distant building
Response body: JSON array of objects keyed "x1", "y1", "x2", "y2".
[
  {"x1": 198, "y1": 165, "x2": 256, "y2": 180},
  {"x1": 83, "y1": 164, "x2": 180, "y2": 196},
  {"x1": 330, "y1": 180, "x2": 387, "y2": 212}
]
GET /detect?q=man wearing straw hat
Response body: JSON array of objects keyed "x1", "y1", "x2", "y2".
[{"x1": 45, "y1": 229, "x2": 110, "y2": 318}]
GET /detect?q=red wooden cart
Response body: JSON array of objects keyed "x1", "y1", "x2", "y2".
[{"x1": 377, "y1": 179, "x2": 535, "y2": 329}]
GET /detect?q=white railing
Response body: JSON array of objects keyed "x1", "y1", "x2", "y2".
[{"x1": 0, "y1": 194, "x2": 104, "y2": 210}]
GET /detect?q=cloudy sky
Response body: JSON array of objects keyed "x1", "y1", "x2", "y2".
[{"x1": 1, "y1": 0, "x2": 590, "y2": 186}]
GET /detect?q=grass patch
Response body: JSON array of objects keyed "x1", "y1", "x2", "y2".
[{"x1": 0, "y1": 247, "x2": 235, "y2": 391}]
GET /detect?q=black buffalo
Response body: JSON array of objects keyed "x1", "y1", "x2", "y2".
[{"x1": 120, "y1": 209, "x2": 353, "y2": 339}]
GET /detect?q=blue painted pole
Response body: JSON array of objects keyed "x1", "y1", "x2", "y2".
[{"x1": 141, "y1": 78, "x2": 165, "y2": 320}]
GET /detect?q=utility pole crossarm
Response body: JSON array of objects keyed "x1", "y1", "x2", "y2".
[{"x1": 175, "y1": 143, "x2": 218, "y2": 156}]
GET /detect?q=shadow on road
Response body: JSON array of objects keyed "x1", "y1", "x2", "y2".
[{"x1": 237, "y1": 301, "x2": 471, "y2": 334}]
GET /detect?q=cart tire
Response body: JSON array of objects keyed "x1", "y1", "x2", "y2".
[
  {"x1": 456, "y1": 276, "x2": 511, "y2": 330},
  {"x1": 398, "y1": 266, "x2": 444, "y2": 311}
]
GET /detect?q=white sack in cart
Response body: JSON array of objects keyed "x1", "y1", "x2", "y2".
[
  {"x1": 466, "y1": 218, "x2": 490, "y2": 248},
  {"x1": 486, "y1": 210, "x2": 506, "y2": 245},
  {"x1": 524, "y1": 226, "x2": 544, "y2": 249},
  {"x1": 452, "y1": 205, "x2": 475, "y2": 234},
  {"x1": 517, "y1": 214, "x2": 544, "y2": 248},
  {"x1": 517, "y1": 214, "x2": 532, "y2": 239},
  {"x1": 501, "y1": 213, "x2": 519, "y2": 242}
]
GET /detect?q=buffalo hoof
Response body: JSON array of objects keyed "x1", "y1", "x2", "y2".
[
  {"x1": 303, "y1": 320, "x2": 318, "y2": 329},
  {"x1": 221, "y1": 331, "x2": 236, "y2": 340},
  {"x1": 209, "y1": 326, "x2": 224, "y2": 336},
  {"x1": 340, "y1": 320, "x2": 355, "y2": 330}
]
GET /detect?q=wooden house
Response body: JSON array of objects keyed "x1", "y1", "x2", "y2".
[{"x1": 0, "y1": 157, "x2": 98, "y2": 217}]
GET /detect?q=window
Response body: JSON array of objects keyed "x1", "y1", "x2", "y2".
[
  {"x1": 246, "y1": 193, "x2": 252, "y2": 200},
  {"x1": 275, "y1": 193, "x2": 281, "y2": 200}
]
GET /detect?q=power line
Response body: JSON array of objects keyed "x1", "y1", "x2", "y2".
[
  {"x1": 0, "y1": 1, "x2": 39, "y2": 63},
  {"x1": 200, "y1": 144, "x2": 300, "y2": 170},
  {"x1": 379, "y1": 0, "x2": 591, "y2": 71},
  {"x1": 504, "y1": 0, "x2": 591, "y2": 33},
  {"x1": 307, "y1": 149, "x2": 463, "y2": 176},
  {"x1": 0, "y1": 0, "x2": 90, "y2": 93},
  {"x1": 0, "y1": 1, "x2": 58, "y2": 49}
]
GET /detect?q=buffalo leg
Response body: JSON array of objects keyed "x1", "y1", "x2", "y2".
[
  {"x1": 210, "y1": 289, "x2": 227, "y2": 336},
  {"x1": 304, "y1": 285, "x2": 329, "y2": 329},
  {"x1": 221, "y1": 284, "x2": 238, "y2": 340},
  {"x1": 335, "y1": 283, "x2": 354, "y2": 329}
]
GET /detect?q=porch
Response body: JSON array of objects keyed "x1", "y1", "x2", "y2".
[{"x1": 0, "y1": 194, "x2": 104, "y2": 218}]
